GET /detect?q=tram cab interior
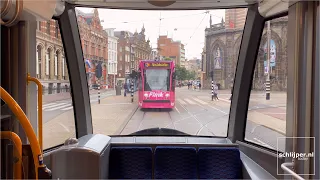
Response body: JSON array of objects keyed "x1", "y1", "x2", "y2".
[{"x1": 1, "y1": 0, "x2": 319, "y2": 179}]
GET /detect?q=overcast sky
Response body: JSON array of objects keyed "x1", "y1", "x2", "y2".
[{"x1": 77, "y1": 8, "x2": 225, "y2": 59}]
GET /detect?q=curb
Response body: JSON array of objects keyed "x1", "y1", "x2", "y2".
[
  {"x1": 43, "y1": 91, "x2": 114, "y2": 104},
  {"x1": 114, "y1": 104, "x2": 139, "y2": 135},
  {"x1": 219, "y1": 98, "x2": 231, "y2": 103},
  {"x1": 256, "y1": 123, "x2": 286, "y2": 136}
]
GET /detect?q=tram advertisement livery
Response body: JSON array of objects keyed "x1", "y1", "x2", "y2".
[
  {"x1": 145, "y1": 62, "x2": 170, "y2": 67},
  {"x1": 139, "y1": 60, "x2": 175, "y2": 109}
]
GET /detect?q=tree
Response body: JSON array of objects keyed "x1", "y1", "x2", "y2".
[
  {"x1": 175, "y1": 66, "x2": 188, "y2": 81},
  {"x1": 164, "y1": 57, "x2": 171, "y2": 61},
  {"x1": 187, "y1": 70, "x2": 196, "y2": 80}
]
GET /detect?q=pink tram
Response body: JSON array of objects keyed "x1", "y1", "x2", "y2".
[{"x1": 137, "y1": 60, "x2": 175, "y2": 109}]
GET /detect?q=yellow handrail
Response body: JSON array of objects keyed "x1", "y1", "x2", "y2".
[
  {"x1": 0, "y1": 0, "x2": 23, "y2": 27},
  {"x1": 0, "y1": 86, "x2": 44, "y2": 179},
  {"x1": 0, "y1": 0, "x2": 12, "y2": 17},
  {"x1": 27, "y1": 73, "x2": 43, "y2": 151},
  {"x1": 1, "y1": 131, "x2": 22, "y2": 179}
]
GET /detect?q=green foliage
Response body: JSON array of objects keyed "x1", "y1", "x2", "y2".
[
  {"x1": 187, "y1": 70, "x2": 196, "y2": 80},
  {"x1": 175, "y1": 66, "x2": 196, "y2": 80}
]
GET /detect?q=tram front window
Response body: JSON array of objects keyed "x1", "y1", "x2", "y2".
[
  {"x1": 74, "y1": 7, "x2": 242, "y2": 137},
  {"x1": 144, "y1": 69, "x2": 170, "y2": 91},
  {"x1": 38, "y1": 7, "x2": 289, "y2": 152}
]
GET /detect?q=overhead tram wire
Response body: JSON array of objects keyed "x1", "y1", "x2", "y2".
[
  {"x1": 106, "y1": 12, "x2": 207, "y2": 25},
  {"x1": 158, "y1": 12, "x2": 162, "y2": 60},
  {"x1": 185, "y1": 11, "x2": 209, "y2": 46}
]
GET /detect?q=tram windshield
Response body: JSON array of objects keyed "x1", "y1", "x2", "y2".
[
  {"x1": 37, "y1": 7, "x2": 287, "y2": 153},
  {"x1": 144, "y1": 69, "x2": 170, "y2": 91}
]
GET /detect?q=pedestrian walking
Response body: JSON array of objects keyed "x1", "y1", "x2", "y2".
[
  {"x1": 123, "y1": 83, "x2": 128, "y2": 97},
  {"x1": 198, "y1": 82, "x2": 202, "y2": 90},
  {"x1": 213, "y1": 84, "x2": 219, "y2": 100}
]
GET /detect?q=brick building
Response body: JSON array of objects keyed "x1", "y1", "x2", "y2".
[
  {"x1": 36, "y1": 8, "x2": 108, "y2": 93},
  {"x1": 225, "y1": 8, "x2": 248, "y2": 29},
  {"x1": 130, "y1": 25, "x2": 152, "y2": 70},
  {"x1": 76, "y1": 8, "x2": 108, "y2": 88},
  {"x1": 36, "y1": 19, "x2": 69, "y2": 94},
  {"x1": 115, "y1": 31, "x2": 132, "y2": 84},
  {"x1": 157, "y1": 35, "x2": 184, "y2": 65},
  {"x1": 115, "y1": 26, "x2": 152, "y2": 86}
]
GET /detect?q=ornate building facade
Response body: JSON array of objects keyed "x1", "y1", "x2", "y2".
[
  {"x1": 36, "y1": 8, "x2": 109, "y2": 93},
  {"x1": 36, "y1": 19, "x2": 69, "y2": 94},
  {"x1": 115, "y1": 26, "x2": 152, "y2": 87},
  {"x1": 76, "y1": 8, "x2": 108, "y2": 88},
  {"x1": 203, "y1": 13, "x2": 288, "y2": 91},
  {"x1": 130, "y1": 25, "x2": 152, "y2": 70}
]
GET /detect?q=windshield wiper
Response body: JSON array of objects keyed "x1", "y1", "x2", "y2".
[{"x1": 129, "y1": 128, "x2": 191, "y2": 136}]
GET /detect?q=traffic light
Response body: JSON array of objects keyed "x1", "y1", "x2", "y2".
[
  {"x1": 130, "y1": 70, "x2": 138, "y2": 78},
  {"x1": 95, "y1": 63, "x2": 102, "y2": 78}
]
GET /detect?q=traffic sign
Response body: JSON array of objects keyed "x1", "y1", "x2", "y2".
[{"x1": 95, "y1": 63, "x2": 102, "y2": 78}]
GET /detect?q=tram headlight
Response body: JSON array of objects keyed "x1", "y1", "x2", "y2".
[
  {"x1": 144, "y1": 93, "x2": 148, "y2": 98},
  {"x1": 165, "y1": 93, "x2": 170, "y2": 98}
]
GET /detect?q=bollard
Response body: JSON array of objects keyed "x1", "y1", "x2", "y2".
[
  {"x1": 266, "y1": 80, "x2": 270, "y2": 100},
  {"x1": 98, "y1": 78, "x2": 100, "y2": 104},
  {"x1": 131, "y1": 79, "x2": 134, "y2": 103},
  {"x1": 211, "y1": 81, "x2": 214, "y2": 101}
]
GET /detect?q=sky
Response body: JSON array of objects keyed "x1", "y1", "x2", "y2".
[{"x1": 77, "y1": 8, "x2": 225, "y2": 59}]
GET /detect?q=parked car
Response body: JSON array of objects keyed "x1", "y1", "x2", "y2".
[{"x1": 91, "y1": 84, "x2": 100, "y2": 90}]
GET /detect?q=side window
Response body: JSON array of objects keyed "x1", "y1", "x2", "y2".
[
  {"x1": 171, "y1": 70, "x2": 175, "y2": 92},
  {"x1": 36, "y1": 19, "x2": 76, "y2": 149},
  {"x1": 138, "y1": 73, "x2": 142, "y2": 90},
  {"x1": 244, "y1": 16, "x2": 288, "y2": 152}
]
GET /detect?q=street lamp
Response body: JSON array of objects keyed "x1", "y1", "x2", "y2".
[{"x1": 172, "y1": 28, "x2": 177, "y2": 39}]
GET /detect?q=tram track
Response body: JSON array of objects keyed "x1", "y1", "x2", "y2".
[
  {"x1": 118, "y1": 94, "x2": 231, "y2": 136},
  {"x1": 177, "y1": 101, "x2": 216, "y2": 136}
]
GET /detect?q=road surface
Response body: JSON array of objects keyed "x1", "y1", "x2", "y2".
[
  {"x1": 119, "y1": 87, "x2": 286, "y2": 152},
  {"x1": 41, "y1": 87, "x2": 286, "y2": 152}
]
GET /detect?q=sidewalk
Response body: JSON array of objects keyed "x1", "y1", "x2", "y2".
[
  {"x1": 43, "y1": 93, "x2": 138, "y2": 149},
  {"x1": 42, "y1": 89, "x2": 112, "y2": 103},
  {"x1": 205, "y1": 96, "x2": 286, "y2": 135}
]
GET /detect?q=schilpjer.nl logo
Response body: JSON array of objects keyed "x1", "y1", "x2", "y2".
[{"x1": 278, "y1": 152, "x2": 314, "y2": 161}]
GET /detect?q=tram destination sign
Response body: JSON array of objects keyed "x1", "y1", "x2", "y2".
[{"x1": 145, "y1": 62, "x2": 170, "y2": 68}]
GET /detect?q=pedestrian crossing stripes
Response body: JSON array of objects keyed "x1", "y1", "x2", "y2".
[
  {"x1": 39, "y1": 97, "x2": 226, "y2": 112},
  {"x1": 39, "y1": 99, "x2": 98, "y2": 112},
  {"x1": 177, "y1": 98, "x2": 213, "y2": 106}
]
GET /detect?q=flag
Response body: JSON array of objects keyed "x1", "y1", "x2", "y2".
[{"x1": 85, "y1": 59, "x2": 91, "y2": 68}]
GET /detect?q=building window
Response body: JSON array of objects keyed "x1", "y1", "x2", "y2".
[
  {"x1": 55, "y1": 21, "x2": 59, "y2": 38},
  {"x1": 54, "y1": 51, "x2": 58, "y2": 77},
  {"x1": 38, "y1": 21, "x2": 41, "y2": 31},
  {"x1": 46, "y1": 21, "x2": 50, "y2": 35},
  {"x1": 36, "y1": 45, "x2": 42, "y2": 78},
  {"x1": 46, "y1": 49, "x2": 51, "y2": 76}
]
